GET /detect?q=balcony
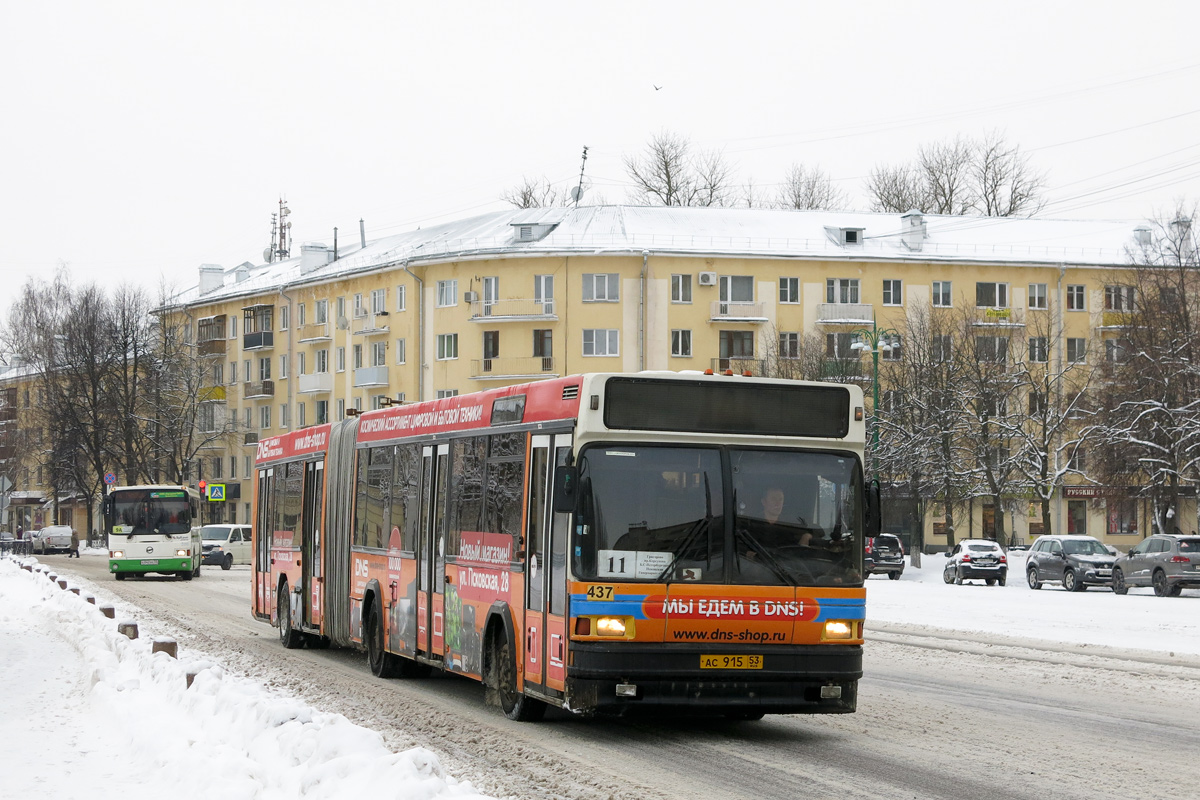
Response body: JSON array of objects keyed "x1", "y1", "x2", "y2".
[
  {"x1": 244, "y1": 380, "x2": 274, "y2": 398},
  {"x1": 468, "y1": 298, "x2": 557, "y2": 321},
  {"x1": 709, "y1": 357, "x2": 767, "y2": 375},
  {"x1": 198, "y1": 339, "x2": 227, "y2": 358},
  {"x1": 298, "y1": 372, "x2": 333, "y2": 394},
  {"x1": 1099, "y1": 310, "x2": 1134, "y2": 329},
  {"x1": 821, "y1": 359, "x2": 866, "y2": 380},
  {"x1": 299, "y1": 322, "x2": 332, "y2": 342},
  {"x1": 709, "y1": 301, "x2": 767, "y2": 322},
  {"x1": 243, "y1": 331, "x2": 274, "y2": 350},
  {"x1": 199, "y1": 385, "x2": 227, "y2": 403},
  {"x1": 353, "y1": 366, "x2": 389, "y2": 387},
  {"x1": 972, "y1": 307, "x2": 1025, "y2": 328},
  {"x1": 470, "y1": 356, "x2": 557, "y2": 379},
  {"x1": 816, "y1": 303, "x2": 874, "y2": 324},
  {"x1": 353, "y1": 313, "x2": 390, "y2": 336}
]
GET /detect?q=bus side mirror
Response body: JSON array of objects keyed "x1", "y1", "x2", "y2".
[
  {"x1": 553, "y1": 466, "x2": 579, "y2": 514},
  {"x1": 865, "y1": 480, "x2": 882, "y2": 537}
]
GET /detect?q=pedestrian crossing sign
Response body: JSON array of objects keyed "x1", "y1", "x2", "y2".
[{"x1": 206, "y1": 483, "x2": 226, "y2": 502}]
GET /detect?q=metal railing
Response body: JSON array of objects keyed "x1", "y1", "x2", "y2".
[
  {"x1": 468, "y1": 298, "x2": 556, "y2": 320},
  {"x1": 470, "y1": 356, "x2": 557, "y2": 378}
]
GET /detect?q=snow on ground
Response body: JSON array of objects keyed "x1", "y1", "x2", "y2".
[
  {"x1": 0, "y1": 556, "x2": 489, "y2": 800},
  {"x1": 866, "y1": 551, "x2": 1200, "y2": 657},
  {"x1": 3, "y1": 548, "x2": 1199, "y2": 799}
]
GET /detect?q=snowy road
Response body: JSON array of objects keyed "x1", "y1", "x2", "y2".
[{"x1": 51, "y1": 553, "x2": 1200, "y2": 800}]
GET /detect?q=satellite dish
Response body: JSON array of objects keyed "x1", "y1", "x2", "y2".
[
  {"x1": 263, "y1": 247, "x2": 274, "y2": 263},
  {"x1": 570, "y1": 186, "x2": 584, "y2": 203}
]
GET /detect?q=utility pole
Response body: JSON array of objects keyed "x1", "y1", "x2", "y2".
[{"x1": 573, "y1": 146, "x2": 589, "y2": 207}]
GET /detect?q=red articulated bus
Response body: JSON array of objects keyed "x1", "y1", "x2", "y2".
[{"x1": 253, "y1": 372, "x2": 877, "y2": 720}]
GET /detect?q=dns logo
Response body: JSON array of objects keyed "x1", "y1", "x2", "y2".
[{"x1": 354, "y1": 558, "x2": 370, "y2": 578}]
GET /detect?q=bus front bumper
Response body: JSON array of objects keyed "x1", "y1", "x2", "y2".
[
  {"x1": 564, "y1": 641, "x2": 861, "y2": 716},
  {"x1": 109, "y1": 558, "x2": 193, "y2": 573}
]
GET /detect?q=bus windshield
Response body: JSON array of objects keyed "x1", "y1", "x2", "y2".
[
  {"x1": 110, "y1": 490, "x2": 193, "y2": 535},
  {"x1": 573, "y1": 445, "x2": 863, "y2": 586}
]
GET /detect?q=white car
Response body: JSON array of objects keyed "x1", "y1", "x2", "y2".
[
  {"x1": 200, "y1": 524, "x2": 253, "y2": 569},
  {"x1": 34, "y1": 525, "x2": 74, "y2": 554}
]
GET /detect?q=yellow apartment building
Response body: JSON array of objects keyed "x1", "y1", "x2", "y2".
[{"x1": 151, "y1": 205, "x2": 1184, "y2": 550}]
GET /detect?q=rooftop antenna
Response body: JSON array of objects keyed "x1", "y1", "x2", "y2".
[
  {"x1": 273, "y1": 198, "x2": 292, "y2": 261},
  {"x1": 571, "y1": 145, "x2": 589, "y2": 207}
]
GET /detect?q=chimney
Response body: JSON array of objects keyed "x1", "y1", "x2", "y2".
[
  {"x1": 901, "y1": 210, "x2": 926, "y2": 251},
  {"x1": 1170, "y1": 217, "x2": 1195, "y2": 259},
  {"x1": 235, "y1": 263, "x2": 251, "y2": 283},
  {"x1": 1133, "y1": 226, "x2": 1153, "y2": 247},
  {"x1": 198, "y1": 264, "x2": 224, "y2": 295},
  {"x1": 360, "y1": 218, "x2": 367, "y2": 249},
  {"x1": 300, "y1": 243, "x2": 332, "y2": 274}
]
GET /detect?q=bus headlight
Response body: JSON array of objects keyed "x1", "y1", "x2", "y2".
[
  {"x1": 822, "y1": 620, "x2": 855, "y2": 640},
  {"x1": 596, "y1": 617, "x2": 628, "y2": 636},
  {"x1": 111, "y1": 550, "x2": 124, "y2": 559},
  {"x1": 176, "y1": 549, "x2": 189, "y2": 557}
]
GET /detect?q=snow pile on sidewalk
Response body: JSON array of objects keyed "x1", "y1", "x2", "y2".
[{"x1": 0, "y1": 558, "x2": 490, "y2": 800}]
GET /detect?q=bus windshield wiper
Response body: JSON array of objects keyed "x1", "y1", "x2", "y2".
[
  {"x1": 733, "y1": 525, "x2": 795, "y2": 586},
  {"x1": 656, "y1": 472, "x2": 714, "y2": 582}
]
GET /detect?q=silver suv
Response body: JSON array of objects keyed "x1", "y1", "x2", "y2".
[
  {"x1": 943, "y1": 539, "x2": 1008, "y2": 586},
  {"x1": 1025, "y1": 535, "x2": 1115, "y2": 592},
  {"x1": 1112, "y1": 534, "x2": 1200, "y2": 597}
]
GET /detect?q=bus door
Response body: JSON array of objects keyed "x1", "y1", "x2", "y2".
[
  {"x1": 301, "y1": 460, "x2": 323, "y2": 628},
  {"x1": 524, "y1": 433, "x2": 573, "y2": 695},
  {"x1": 418, "y1": 443, "x2": 449, "y2": 660},
  {"x1": 254, "y1": 467, "x2": 274, "y2": 620}
]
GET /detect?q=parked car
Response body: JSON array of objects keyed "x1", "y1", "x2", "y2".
[
  {"x1": 1025, "y1": 535, "x2": 1115, "y2": 591},
  {"x1": 33, "y1": 525, "x2": 74, "y2": 555},
  {"x1": 865, "y1": 534, "x2": 905, "y2": 579},
  {"x1": 200, "y1": 524, "x2": 253, "y2": 569},
  {"x1": 943, "y1": 539, "x2": 1008, "y2": 586},
  {"x1": 1112, "y1": 534, "x2": 1200, "y2": 597}
]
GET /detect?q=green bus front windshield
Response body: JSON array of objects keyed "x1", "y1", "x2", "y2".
[
  {"x1": 110, "y1": 490, "x2": 193, "y2": 535},
  {"x1": 572, "y1": 445, "x2": 864, "y2": 587}
]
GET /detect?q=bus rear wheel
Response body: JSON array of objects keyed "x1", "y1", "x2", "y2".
[
  {"x1": 115, "y1": 572, "x2": 126, "y2": 581},
  {"x1": 278, "y1": 583, "x2": 302, "y2": 649},
  {"x1": 179, "y1": 568, "x2": 193, "y2": 581},
  {"x1": 491, "y1": 633, "x2": 546, "y2": 722},
  {"x1": 366, "y1": 599, "x2": 402, "y2": 678}
]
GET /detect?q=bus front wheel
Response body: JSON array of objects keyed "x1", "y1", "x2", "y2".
[
  {"x1": 366, "y1": 599, "x2": 402, "y2": 678},
  {"x1": 278, "y1": 583, "x2": 302, "y2": 649},
  {"x1": 490, "y1": 632, "x2": 546, "y2": 722}
]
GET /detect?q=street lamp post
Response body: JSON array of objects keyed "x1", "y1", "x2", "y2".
[{"x1": 849, "y1": 319, "x2": 900, "y2": 451}]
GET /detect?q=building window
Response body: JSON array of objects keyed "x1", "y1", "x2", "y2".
[
  {"x1": 1108, "y1": 498, "x2": 1138, "y2": 534},
  {"x1": 882, "y1": 279, "x2": 902, "y2": 306},
  {"x1": 371, "y1": 394, "x2": 390, "y2": 410},
  {"x1": 353, "y1": 396, "x2": 362, "y2": 412},
  {"x1": 779, "y1": 277, "x2": 799, "y2": 304},
  {"x1": 353, "y1": 293, "x2": 365, "y2": 317},
  {"x1": 671, "y1": 329, "x2": 692, "y2": 357},
  {"x1": 260, "y1": 405, "x2": 271, "y2": 429},
  {"x1": 315, "y1": 299, "x2": 328, "y2": 324},
  {"x1": 1105, "y1": 338, "x2": 1130, "y2": 363},
  {"x1": 976, "y1": 336, "x2": 1008, "y2": 362},
  {"x1": 533, "y1": 329, "x2": 552, "y2": 368},
  {"x1": 229, "y1": 361, "x2": 236, "y2": 384},
  {"x1": 337, "y1": 399, "x2": 345, "y2": 421},
  {"x1": 1066, "y1": 285, "x2": 1085, "y2": 311},
  {"x1": 436, "y1": 389, "x2": 459, "y2": 399},
  {"x1": 826, "y1": 278, "x2": 860, "y2": 304},
  {"x1": 881, "y1": 334, "x2": 902, "y2": 361},
  {"x1": 279, "y1": 305, "x2": 289, "y2": 330},
  {"x1": 437, "y1": 333, "x2": 459, "y2": 360},
  {"x1": 315, "y1": 400, "x2": 328, "y2": 425},
  {"x1": 721, "y1": 276, "x2": 754, "y2": 305},
  {"x1": 337, "y1": 296, "x2": 346, "y2": 321},
  {"x1": 371, "y1": 341, "x2": 387, "y2": 367},
  {"x1": 1029, "y1": 390, "x2": 1045, "y2": 415},
  {"x1": 353, "y1": 344, "x2": 363, "y2": 370},
  {"x1": 336, "y1": 347, "x2": 346, "y2": 372},
  {"x1": 298, "y1": 403, "x2": 306, "y2": 428},
  {"x1": 298, "y1": 303, "x2": 306, "y2": 327},
  {"x1": 582, "y1": 329, "x2": 619, "y2": 356},
  {"x1": 976, "y1": 282, "x2": 1009, "y2": 308},
  {"x1": 1029, "y1": 336, "x2": 1048, "y2": 363},
  {"x1": 396, "y1": 284, "x2": 407, "y2": 312},
  {"x1": 1066, "y1": 338, "x2": 1087, "y2": 363},
  {"x1": 279, "y1": 354, "x2": 288, "y2": 379},
  {"x1": 395, "y1": 338, "x2": 406, "y2": 365},
  {"x1": 436, "y1": 280, "x2": 458, "y2": 307},
  {"x1": 298, "y1": 352, "x2": 306, "y2": 375},
  {"x1": 243, "y1": 360, "x2": 251, "y2": 383},
  {"x1": 1105, "y1": 285, "x2": 1135, "y2": 312},
  {"x1": 316, "y1": 349, "x2": 329, "y2": 373},
  {"x1": 1069, "y1": 448, "x2": 1087, "y2": 472},
  {"x1": 257, "y1": 357, "x2": 271, "y2": 381},
  {"x1": 932, "y1": 281, "x2": 952, "y2": 307},
  {"x1": 1029, "y1": 283, "x2": 1048, "y2": 309},
  {"x1": 779, "y1": 332, "x2": 800, "y2": 359},
  {"x1": 826, "y1": 332, "x2": 854, "y2": 358},
  {"x1": 932, "y1": 334, "x2": 951, "y2": 362},
  {"x1": 583, "y1": 273, "x2": 620, "y2": 302},
  {"x1": 280, "y1": 403, "x2": 289, "y2": 428},
  {"x1": 230, "y1": 456, "x2": 238, "y2": 479},
  {"x1": 198, "y1": 404, "x2": 216, "y2": 433},
  {"x1": 370, "y1": 288, "x2": 386, "y2": 315},
  {"x1": 534, "y1": 275, "x2": 554, "y2": 314},
  {"x1": 212, "y1": 362, "x2": 224, "y2": 385},
  {"x1": 673, "y1": 274, "x2": 693, "y2": 303},
  {"x1": 483, "y1": 330, "x2": 500, "y2": 364}
]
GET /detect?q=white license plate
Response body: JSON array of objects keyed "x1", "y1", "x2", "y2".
[{"x1": 140, "y1": 559, "x2": 159, "y2": 566}]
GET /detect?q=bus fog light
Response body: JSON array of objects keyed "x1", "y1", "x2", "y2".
[
  {"x1": 616, "y1": 683, "x2": 638, "y2": 697},
  {"x1": 596, "y1": 617, "x2": 627, "y2": 636},
  {"x1": 823, "y1": 620, "x2": 853, "y2": 640},
  {"x1": 820, "y1": 684, "x2": 843, "y2": 699}
]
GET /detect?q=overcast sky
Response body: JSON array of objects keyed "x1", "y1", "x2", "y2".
[{"x1": 2, "y1": 1, "x2": 1197, "y2": 316}]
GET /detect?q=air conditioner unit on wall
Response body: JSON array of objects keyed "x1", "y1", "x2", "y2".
[
  {"x1": 698, "y1": 271, "x2": 717, "y2": 286},
  {"x1": 464, "y1": 291, "x2": 479, "y2": 303}
]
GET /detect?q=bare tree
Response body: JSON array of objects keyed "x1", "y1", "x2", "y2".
[
  {"x1": 776, "y1": 163, "x2": 846, "y2": 210},
  {"x1": 867, "y1": 132, "x2": 1046, "y2": 217},
  {"x1": 624, "y1": 131, "x2": 735, "y2": 207},
  {"x1": 500, "y1": 177, "x2": 564, "y2": 209}
]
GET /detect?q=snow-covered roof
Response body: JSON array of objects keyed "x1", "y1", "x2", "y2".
[{"x1": 164, "y1": 205, "x2": 1151, "y2": 308}]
